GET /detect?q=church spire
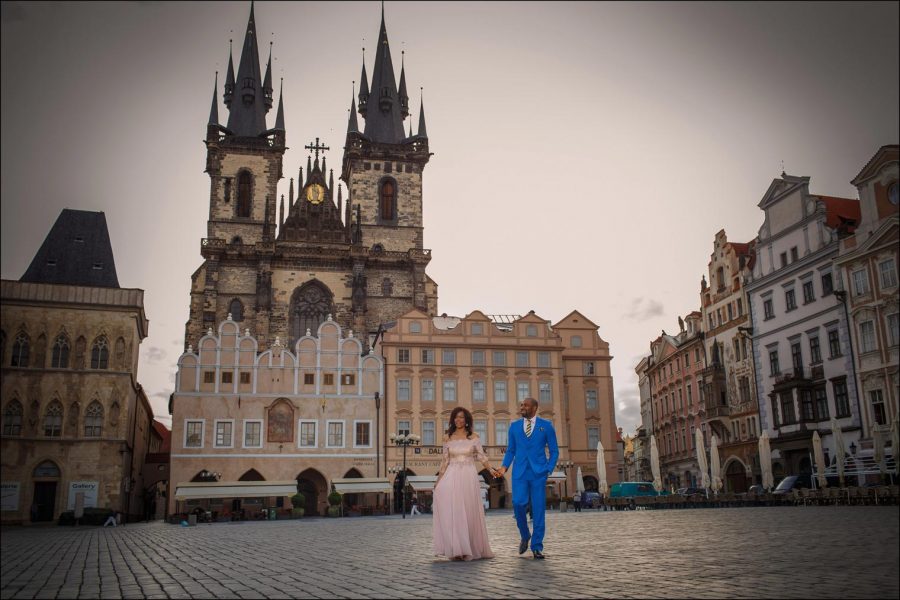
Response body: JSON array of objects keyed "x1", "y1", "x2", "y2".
[
  {"x1": 398, "y1": 51, "x2": 409, "y2": 119},
  {"x1": 347, "y1": 82, "x2": 360, "y2": 134},
  {"x1": 209, "y1": 72, "x2": 219, "y2": 125},
  {"x1": 358, "y1": 48, "x2": 369, "y2": 118},
  {"x1": 223, "y1": 40, "x2": 235, "y2": 108},
  {"x1": 263, "y1": 42, "x2": 274, "y2": 112},
  {"x1": 226, "y1": 1, "x2": 268, "y2": 137},
  {"x1": 274, "y1": 78, "x2": 285, "y2": 131},
  {"x1": 362, "y1": 4, "x2": 406, "y2": 144},
  {"x1": 417, "y1": 88, "x2": 428, "y2": 138}
]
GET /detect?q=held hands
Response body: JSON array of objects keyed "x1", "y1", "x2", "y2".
[{"x1": 491, "y1": 466, "x2": 506, "y2": 479}]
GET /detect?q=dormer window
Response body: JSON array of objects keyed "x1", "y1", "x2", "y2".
[
  {"x1": 46, "y1": 259, "x2": 57, "y2": 267},
  {"x1": 74, "y1": 236, "x2": 84, "y2": 243},
  {"x1": 92, "y1": 262, "x2": 103, "y2": 270}
]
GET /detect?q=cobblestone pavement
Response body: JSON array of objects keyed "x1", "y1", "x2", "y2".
[{"x1": 2, "y1": 507, "x2": 898, "y2": 599}]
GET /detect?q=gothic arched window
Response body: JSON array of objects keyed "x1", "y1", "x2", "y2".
[
  {"x1": 90, "y1": 336, "x2": 109, "y2": 370},
  {"x1": 84, "y1": 401, "x2": 103, "y2": 437},
  {"x1": 11, "y1": 332, "x2": 29, "y2": 367},
  {"x1": 237, "y1": 171, "x2": 253, "y2": 218},
  {"x1": 229, "y1": 298, "x2": 245, "y2": 322},
  {"x1": 289, "y1": 282, "x2": 334, "y2": 343},
  {"x1": 2, "y1": 400, "x2": 23, "y2": 436},
  {"x1": 380, "y1": 179, "x2": 396, "y2": 222},
  {"x1": 51, "y1": 334, "x2": 70, "y2": 368},
  {"x1": 44, "y1": 401, "x2": 63, "y2": 437}
]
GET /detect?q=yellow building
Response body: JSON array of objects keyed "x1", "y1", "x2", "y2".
[{"x1": 380, "y1": 309, "x2": 616, "y2": 508}]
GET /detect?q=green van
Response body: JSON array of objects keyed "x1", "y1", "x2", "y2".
[{"x1": 608, "y1": 482, "x2": 668, "y2": 498}]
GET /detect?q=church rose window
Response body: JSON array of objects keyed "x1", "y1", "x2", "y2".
[{"x1": 290, "y1": 282, "x2": 334, "y2": 343}]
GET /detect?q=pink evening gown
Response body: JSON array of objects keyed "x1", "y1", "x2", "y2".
[{"x1": 432, "y1": 437, "x2": 495, "y2": 561}]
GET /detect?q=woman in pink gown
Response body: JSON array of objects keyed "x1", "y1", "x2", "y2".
[{"x1": 432, "y1": 407, "x2": 497, "y2": 561}]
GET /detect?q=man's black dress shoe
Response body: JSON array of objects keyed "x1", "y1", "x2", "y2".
[
  {"x1": 519, "y1": 537, "x2": 530, "y2": 554},
  {"x1": 532, "y1": 551, "x2": 545, "y2": 559}
]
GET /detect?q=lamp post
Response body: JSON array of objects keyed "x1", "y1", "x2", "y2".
[
  {"x1": 375, "y1": 392, "x2": 381, "y2": 477},
  {"x1": 389, "y1": 433, "x2": 420, "y2": 519},
  {"x1": 558, "y1": 460, "x2": 575, "y2": 498}
]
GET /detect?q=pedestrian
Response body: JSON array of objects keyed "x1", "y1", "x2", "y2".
[
  {"x1": 573, "y1": 490, "x2": 582, "y2": 512},
  {"x1": 495, "y1": 397, "x2": 560, "y2": 560},
  {"x1": 102, "y1": 512, "x2": 117, "y2": 527},
  {"x1": 410, "y1": 495, "x2": 421, "y2": 516}
]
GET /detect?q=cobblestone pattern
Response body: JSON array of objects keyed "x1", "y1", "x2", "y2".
[{"x1": 2, "y1": 507, "x2": 897, "y2": 599}]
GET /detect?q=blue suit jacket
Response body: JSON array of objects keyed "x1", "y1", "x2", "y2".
[{"x1": 502, "y1": 417, "x2": 560, "y2": 480}]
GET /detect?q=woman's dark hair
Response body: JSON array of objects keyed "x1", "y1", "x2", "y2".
[{"x1": 446, "y1": 407, "x2": 474, "y2": 438}]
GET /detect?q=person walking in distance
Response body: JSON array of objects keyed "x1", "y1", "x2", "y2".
[
  {"x1": 495, "y1": 397, "x2": 559, "y2": 559},
  {"x1": 410, "y1": 495, "x2": 421, "y2": 516}
]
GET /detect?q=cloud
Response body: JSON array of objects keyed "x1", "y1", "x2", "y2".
[
  {"x1": 615, "y1": 388, "x2": 643, "y2": 435},
  {"x1": 145, "y1": 346, "x2": 166, "y2": 364},
  {"x1": 625, "y1": 297, "x2": 664, "y2": 321}
]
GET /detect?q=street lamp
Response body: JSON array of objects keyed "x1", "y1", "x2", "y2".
[
  {"x1": 374, "y1": 392, "x2": 381, "y2": 477},
  {"x1": 389, "y1": 432, "x2": 420, "y2": 519},
  {"x1": 558, "y1": 460, "x2": 575, "y2": 497}
]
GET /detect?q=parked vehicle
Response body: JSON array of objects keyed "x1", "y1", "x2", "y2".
[
  {"x1": 773, "y1": 474, "x2": 813, "y2": 495},
  {"x1": 609, "y1": 482, "x2": 668, "y2": 498},
  {"x1": 582, "y1": 491, "x2": 601, "y2": 506},
  {"x1": 676, "y1": 487, "x2": 705, "y2": 496}
]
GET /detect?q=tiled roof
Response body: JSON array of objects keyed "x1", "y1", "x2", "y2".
[
  {"x1": 20, "y1": 209, "x2": 120, "y2": 288},
  {"x1": 816, "y1": 196, "x2": 861, "y2": 232}
]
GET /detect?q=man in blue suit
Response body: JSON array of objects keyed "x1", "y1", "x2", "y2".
[{"x1": 496, "y1": 397, "x2": 559, "y2": 559}]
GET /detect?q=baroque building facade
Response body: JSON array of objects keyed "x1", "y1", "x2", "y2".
[
  {"x1": 380, "y1": 309, "x2": 616, "y2": 508},
  {"x1": 1, "y1": 210, "x2": 154, "y2": 524},
  {"x1": 745, "y1": 172, "x2": 861, "y2": 480},
  {"x1": 698, "y1": 230, "x2": 760, "y2": 492},
  {"x1": 833, "y1": 145, "x2": 899, "y2": 463},
  {"x1": 646, "y1": 313, "x2": 705, "y2": 490}
]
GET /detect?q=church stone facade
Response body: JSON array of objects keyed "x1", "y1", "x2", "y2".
[{"x1": 184, "y1": 4, "x2": 437, "y2": 356}]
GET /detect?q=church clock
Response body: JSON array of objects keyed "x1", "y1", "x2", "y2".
[{"x1": 305, "y1": 183, "x2": 325, "y2": 205}]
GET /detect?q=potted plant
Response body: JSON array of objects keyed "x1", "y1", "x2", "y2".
[
  {"x1": 327, "y1": 491, "x2": 342, "y2": 517},
  {"x1": 291, "y1": 493, "x2": 305, "y2": 518}
]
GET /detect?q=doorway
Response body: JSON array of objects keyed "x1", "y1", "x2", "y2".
[{"x1": 32, "y1": 482, "x2": 57, "y2": 522}]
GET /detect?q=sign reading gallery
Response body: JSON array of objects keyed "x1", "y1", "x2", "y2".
[{"x1": 67, "y1": 481, "x2": 99, "y2": 510}]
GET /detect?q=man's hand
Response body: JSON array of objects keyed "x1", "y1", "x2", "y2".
[{"x1": 494, "y1": 466, "x2": 506, "y2": 478}]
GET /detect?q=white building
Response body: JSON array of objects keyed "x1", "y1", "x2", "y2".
[
  {"x1": 833, "y1": 145, "x2": 899, "y2": 463},
  {"x1": 746, "y1": 173, "x2": 862, "y2": 480}
]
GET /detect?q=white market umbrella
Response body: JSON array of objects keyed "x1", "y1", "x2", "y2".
[
  {"x1": 576, "y1": 466, "x2": 586, "y2": 494},
  {"x1": 650, "y1": 435, "x2": 662, "y2": 493},
  {"x1": 813, "y1": 431, "x2": 828, "y2": 489},
  {"x1": 812, "y1": 430, "x2": 828, "y2": 489},
  {"x1": 759, "y1": 431, "x2": 774, "y2": 491},
  {"x1": 710, "y1": 435, "x2": 723, "y2": 493},
  {"x1": 830, "y1": 417, "x2": 846, "y2": 487},
  {"x1": 872, "y1": 428, "x2": 884, "y2": 475},
  {"x1": 695, "y1": 428, "x2": 710, "y2": 491},
  {"x1": 596, "y1": 441, "x2": 609, "y2": 496}
]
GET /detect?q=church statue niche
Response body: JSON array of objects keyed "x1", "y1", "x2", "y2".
[
  {"x1": 267, "y1": 398, "x2": 294, "y2": 443},
  {"x1": 290, "y1": 281, "x2": 334, "y2": 343},
  {"x1": 255, "y1": 272, "x2": 272, "y2": 312}
]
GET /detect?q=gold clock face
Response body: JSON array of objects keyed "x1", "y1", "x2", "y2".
[{"x1": 305, "y1": 184, "x2": 325, "y2": 205}]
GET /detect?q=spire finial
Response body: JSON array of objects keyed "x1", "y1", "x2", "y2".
[
  {"x1": 417, "y1": 87, "x2": 427, "y2": 138},
  {"x1": 274, "y1": 77, "x2": 285, "y2": 131}
]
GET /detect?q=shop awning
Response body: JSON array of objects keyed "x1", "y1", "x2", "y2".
[
  {"x1": 174, "y1": 480, "x2": 297, "y2": 500},
  {"x1": 547, "y1": 471, "x2": 567, "y2": 481},
  {"x1": 407, "y1": 475, "x2": 438, "y2": 492},
  {"x1": 331, "y1": 478, "x2": 393, "y2": 494}
]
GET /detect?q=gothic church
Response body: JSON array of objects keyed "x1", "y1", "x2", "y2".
[{"x1": 186, "y1": 3, "x2": 438, "y2": 352}]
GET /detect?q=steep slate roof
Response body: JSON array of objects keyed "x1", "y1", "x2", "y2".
[
  {"x1": 362, "y1": 8, "x2": 407, "y2": 143},
  {"x1": 225, "y1": 3, "x2": 268, "y2": 137},
  {"x1": 21, "y1": 209, "x2": 120, "y2": 288}
]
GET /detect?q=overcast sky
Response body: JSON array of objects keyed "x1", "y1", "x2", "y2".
[{"x1": 2, "y1": 1, "x2": 898, "y2": 434}]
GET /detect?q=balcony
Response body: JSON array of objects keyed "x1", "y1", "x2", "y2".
[
  {"x1": 810, "y1": 364, "x2": 824, "y2": 381},
  {"x1": 705, "y1": 404, "x2": 730, "y2": 419}
]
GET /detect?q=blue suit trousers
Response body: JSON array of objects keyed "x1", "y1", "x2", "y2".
[{"x1": 511, "y1": 461, "x2": 548, "y2": 552}]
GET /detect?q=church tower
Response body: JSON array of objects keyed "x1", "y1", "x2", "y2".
[
  {"x1": 186, "y1": 3, "x2": 436, "y2": 353},
  {"x1": 187, "y1": 3, "x2": 285, "y2": 347},
  {"x1": 341, "y1": 4, "x2": 435, "y2": 314}
]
